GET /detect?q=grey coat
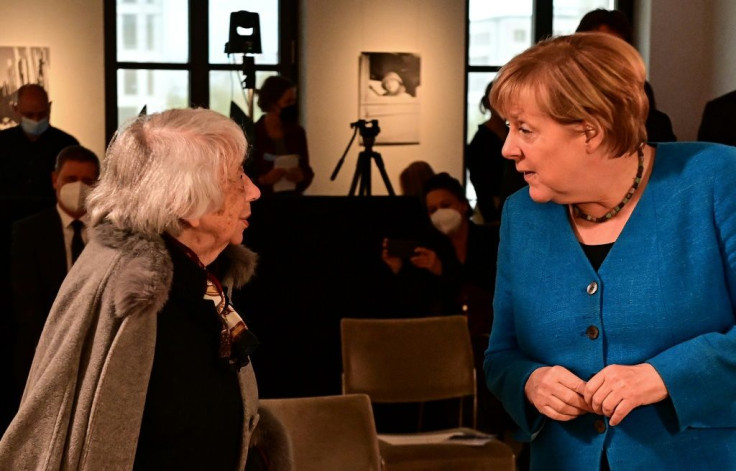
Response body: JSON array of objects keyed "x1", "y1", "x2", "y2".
[{"x1": 0, "y1": 223, "x2": 276, "y2": 470}]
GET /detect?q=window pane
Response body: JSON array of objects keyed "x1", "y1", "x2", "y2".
[
  {"x1": 117, "y1": 69, "x2": 189, "y2": 125},
  {"x1": 468, "y1": 1, "x2": 533, "y2": 67},
  {"x1": 209, "y1": 70, "x2": 277, "y2": 122},
  {"x1": 116, "y1": 0, "x2": 188, "y2": 63},
  {"x1": 553, "y1": 0, "x2": 617, "y2": 36},
  {"x1": 210, "y1": 1, "x2": 280, "y2": 65}
]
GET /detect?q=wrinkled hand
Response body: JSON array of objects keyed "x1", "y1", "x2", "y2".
[
  {"x1": 525, "y1": 366, "x2": 592, "y2": 421},
  {"x1": 409, "y1": 247, "x2": 442, "y2": 276},
  {"x1": 582, "y1": 363, "x2": 668, "y2": 426},
  {"x1": 285, "y1": 167, "x2": 304, "y2": 183},
  {"x1": 260, "y1": 167, "x2": 287, "y2": 186},
  {"x1": 381, "y1": 238, "x2": 403, "y2": 274}
]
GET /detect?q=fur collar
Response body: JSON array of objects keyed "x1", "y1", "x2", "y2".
[{"x1": 92, "y1": 222, "x2": 257, "y2": 319}]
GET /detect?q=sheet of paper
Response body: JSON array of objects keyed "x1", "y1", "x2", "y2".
[
  {"x1": 272, "y1": 154, "x2": 300, "y2": 193},
  {"x1": 378, "y1": 430, "x2": 496, "y2": 447}
]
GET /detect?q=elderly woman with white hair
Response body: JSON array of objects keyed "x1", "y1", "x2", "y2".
[{"x1": 0, "y1": 108, "x2": 283, "y2": 470}]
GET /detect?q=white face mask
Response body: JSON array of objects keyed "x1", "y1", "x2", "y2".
[
  {"x1": 59, "y1": 181, "x2": 92, "y2": 215},
  {"x1": 20, "y1": 116, "x2": 49, "y2": 136},
  {"x1": 430, "y1": 208, "x2": 463, "y2": 235}
]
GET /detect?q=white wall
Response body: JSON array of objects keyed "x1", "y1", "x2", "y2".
[
  {"x1": 0, "y1": 0, "x2": 105, "y2": 160},
  {"x1": 301, "y1": 0, "x2": 466, "y2": 195},
  {"x1": 710, "y1": 0, "x2": 736, "y2": 96},
  {"x1": 645, "y1": 0, "x2": 735, "y2": 141},
  {"x1": 646, "y1": 0, "x2": 710, "y2": 141}
]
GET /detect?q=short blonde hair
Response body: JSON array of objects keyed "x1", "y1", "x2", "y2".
[
  {"x1": 87, "y1": 108, "x2": 247, "y2": 235},
  {"x1": 491, "y1": 32, "x2": 648, "y2": 157}
]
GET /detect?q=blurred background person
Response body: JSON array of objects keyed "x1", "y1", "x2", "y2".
[
  {"x1": 249, "y1": 75, "x2": 314, "y2": 195},
  {"x1": 0, "y1": 108, "x2": 268, "y2": 470},
  {"x1": 10, "y1": 145, "x2": 99, "y2": 409},
  {"x1": 0, "y1": 84, "x2": 79, "y2": 208},
  {"x1": 576, "y1": 8, "x2": 676, "y2": 143},
  {"x1": 698, "y1": 88, "x2": 736, "y2": 146},
  {"x1": 382, "y1": 172, "x2": 512, "y2": 435},
  {"x1": 485, "y1": 33, "x2": 736, "y2": 470},
  {"x1": 398, "y1": 160, "x2": 435, "y2": 200},
  {"x1": 467, "y1": 80, "x2": 526, "y2": 223}
]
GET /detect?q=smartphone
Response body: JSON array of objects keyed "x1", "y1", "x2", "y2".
[{"x1": 386, "y1": 239, "x2": 421, "y2": 259}]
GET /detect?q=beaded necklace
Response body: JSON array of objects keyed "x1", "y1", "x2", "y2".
[{"x1": 572, "y1": 147, "x2": 645, "y2": 223}]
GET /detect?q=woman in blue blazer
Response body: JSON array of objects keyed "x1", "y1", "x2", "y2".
[{"x1": 484, "y1": 33, "x2": 736, "y2": 470}]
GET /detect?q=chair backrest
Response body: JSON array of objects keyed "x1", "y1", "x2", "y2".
[
  {"x1": 259, "y1": 394, "x2": 382, "y2": 471},
  {"x1": 341, "y1": 316, "x2": 476, "y2": 404}
]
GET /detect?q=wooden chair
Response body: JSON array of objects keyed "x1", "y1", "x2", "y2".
[
  {"x1": 340, "y1": 316, "x2": 515, "y2": 471},
  {"x1": 259, "y1": 394, "x2": 383, "y2": 471}
]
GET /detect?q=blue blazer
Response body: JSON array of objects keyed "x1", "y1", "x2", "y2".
[{"x1": 484, "y1": 142, "x2": 736, "y2": 470}]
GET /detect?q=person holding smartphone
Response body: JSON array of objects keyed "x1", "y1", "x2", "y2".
[{"x1": 381, "y1": 172, "x2": 511, "y2": 436}]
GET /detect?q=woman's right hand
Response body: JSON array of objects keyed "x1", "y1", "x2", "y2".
[
  {"x1": 259, "y1": 167, "x2": 287, "y2": 186},
  {"x1": 525, "y1": 366, "x2": 592, "y2": 421}
]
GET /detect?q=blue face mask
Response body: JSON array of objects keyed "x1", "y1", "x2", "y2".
[{"x1": 20, "y1": 117, "x2": 49, "y2": 136}]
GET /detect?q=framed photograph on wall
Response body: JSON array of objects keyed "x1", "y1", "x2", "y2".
[
  {"x1": 0, "y1": 46, "x2": 50, "y2": 130},
  {"x1": 359, "y1": 52, "x2": 421, "y2": 144}
]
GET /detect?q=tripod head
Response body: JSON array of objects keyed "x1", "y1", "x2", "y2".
[{"x1": 351, "y1": 119, "x2": 380, "y2": 149}]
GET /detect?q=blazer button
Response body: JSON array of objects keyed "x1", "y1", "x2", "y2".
[
  {"x1": 586, "y1": 325, "x2": 599, "y2": 340},
  {"x1": 586, "y1": 281, "x2": 598, "y2": 295},
  {"x1": 594, "y1": 419, "x2": 606, "y2": 434}
]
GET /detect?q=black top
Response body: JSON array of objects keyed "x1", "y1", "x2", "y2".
[
  {"x1": 0, "y1": 125, "x2": 79, "y2": 206},
  {"x1": 459, "y1": 222, "x2": 499, "y2": 337},
  {"x1": 134, "y1": 237, "x2": 243, "y2": 470},
  {"x1": 386, "y1": 221, "x2": 499, "y2": 334},
  {"x1": 580, "y1": 242, "x2": 614, "y2": 272}
]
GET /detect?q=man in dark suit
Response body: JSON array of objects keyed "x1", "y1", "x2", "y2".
[
  {"x1": 698, "y1": 89, "x2": 736, "y2": 146},
  {"x1": 10, "y1": 145, "x2": 99, "y2": 402}
]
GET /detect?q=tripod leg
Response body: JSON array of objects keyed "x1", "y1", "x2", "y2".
[
  {"x1": 371, "y1": 152, "x2": 395, "y2": 196},
  {"x1": 348, "y1": 153, "x2": 363, "y2": 196},
  {"x1": 360, "y1": 154, "x2": 371, "y2": 196}
]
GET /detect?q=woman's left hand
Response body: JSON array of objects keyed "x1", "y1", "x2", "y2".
[
  {"x1": 582, "y1": 363, "x2": 669, "y2": 426},
  {"x1": 409, "y1": 247, "x2": 442, "y2": 276}
]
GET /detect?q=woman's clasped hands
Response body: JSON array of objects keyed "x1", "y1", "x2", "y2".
[{"x1": 525, "y1": 363, "x2": 669, "y2": 426}]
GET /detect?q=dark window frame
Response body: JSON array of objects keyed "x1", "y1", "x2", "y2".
[{"x1": 104, "y1": 0, "x2": 299, "y2": 144}]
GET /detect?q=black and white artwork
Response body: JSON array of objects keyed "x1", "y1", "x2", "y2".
[
  {"x1": 359, "y1": 52, "x2": 421, "y2": 144},
  {"x1": 0, "y1": 46, "x2": 51, "y2": 129}
]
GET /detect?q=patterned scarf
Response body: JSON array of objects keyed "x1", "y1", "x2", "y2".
[
  {"x1": 203, "y1": 273, "x2": 260, "y2": 370},
  {"x1": 165, "y1": 234, "x2": 259, "y2": 370}
]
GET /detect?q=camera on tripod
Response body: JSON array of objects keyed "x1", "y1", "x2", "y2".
[
  {"x1": 351, "y1": 119, "x2": 380, "y2": 143},
  {"x1": 331, "y1": 119, "x2": 394, "y2": 196}
]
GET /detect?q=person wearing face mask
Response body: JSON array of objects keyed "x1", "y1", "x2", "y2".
[
  {"x1": 380, "y1": 172, "x2": 510, "y2": 435},
  {"x1": 248, "y1": 75, "x2": 314, "y2": 195},
  {"x1": 0, "y1": 84, "x2": 80, "y2": 211},
  {"x1": 9, "y1": 145, "x2": 100, "y2": 411}
]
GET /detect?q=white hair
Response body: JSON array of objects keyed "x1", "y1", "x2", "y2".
[{"x1": 87, "y1": 108, "x2": 247, "y2": 235}]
